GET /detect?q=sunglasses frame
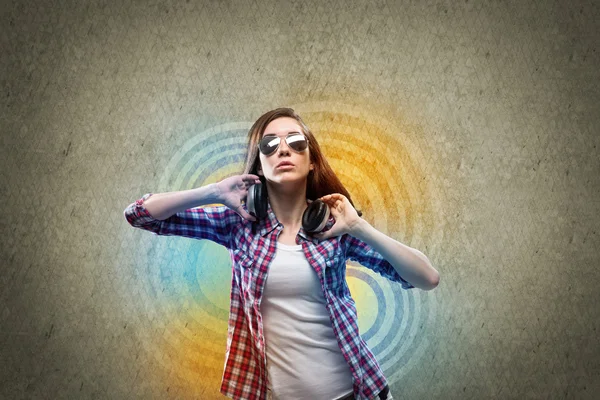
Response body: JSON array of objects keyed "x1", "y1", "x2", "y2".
[{"x1": 257, "y1": 132, "x2": 310, "y2": 156}]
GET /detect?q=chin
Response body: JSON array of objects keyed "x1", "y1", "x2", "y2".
[{"x1": 266, "y1": 175, "x2": 307, "y2": 186}]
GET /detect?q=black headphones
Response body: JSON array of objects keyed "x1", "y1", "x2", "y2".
[{"x1": 245, "y1": 181, "x2": 330, "y2": 234}]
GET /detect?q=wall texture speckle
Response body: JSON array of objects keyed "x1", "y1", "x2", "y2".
[{"x1": 1, "y1": 0, "x2": 598, "y2": 399}]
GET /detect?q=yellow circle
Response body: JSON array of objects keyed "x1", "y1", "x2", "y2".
[{"x1": 346, "y1": 275, "x2": 378, "y2": 333}]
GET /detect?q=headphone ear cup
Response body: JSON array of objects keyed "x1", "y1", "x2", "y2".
[
  {"x1": 302, "y1": 199, "x2": 330, "y2": 233},
  {"x1": 247, "y1": 181, "x2": 268, "y2": 220}
]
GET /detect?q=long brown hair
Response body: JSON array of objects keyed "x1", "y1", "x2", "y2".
[{"x1": 241, "y1": 107, "x2": 362, "y2": 216}]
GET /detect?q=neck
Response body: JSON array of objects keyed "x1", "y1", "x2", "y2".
[{"x1": 265, "y1": 180, "x2": 309, "y2": 229}]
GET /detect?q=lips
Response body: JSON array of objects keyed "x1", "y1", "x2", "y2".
[{"x1": 276, "y1": 161, "x2": 294, "y2": 168}]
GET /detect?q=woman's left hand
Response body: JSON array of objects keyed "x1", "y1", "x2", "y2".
[{"x1": 314, "y1": 193, "x2": 362, "y2": 239}]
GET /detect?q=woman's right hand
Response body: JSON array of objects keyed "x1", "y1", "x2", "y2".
[{"x1": 215, "y1": 174, "x2": 261, "y2": 221}]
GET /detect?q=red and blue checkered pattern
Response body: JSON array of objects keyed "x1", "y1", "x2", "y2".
[{"x1": 124, "y1": 193, "x2": 414, "y2": 399}]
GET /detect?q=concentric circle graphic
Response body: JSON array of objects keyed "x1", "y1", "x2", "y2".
[{"x1": 127, "y1": 102, "x2": 443, "y2": 393}]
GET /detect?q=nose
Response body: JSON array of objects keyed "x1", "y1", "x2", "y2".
[{"x1": 277, "y1": 137, "x2": 291, "y2": 154}]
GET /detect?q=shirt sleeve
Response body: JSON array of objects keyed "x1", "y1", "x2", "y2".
[
  {"x1": 342, "y1": 233, "x2": 415, "y2": 289},
  {"x1": 123, "y1": 193, "x2": 240, "y2": 249}
]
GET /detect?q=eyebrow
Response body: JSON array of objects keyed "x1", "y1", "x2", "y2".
[{"x1": 263, "y1": 131, "x2": 301, "y2": 136}]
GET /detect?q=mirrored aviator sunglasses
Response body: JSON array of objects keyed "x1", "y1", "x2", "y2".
[{"x1": 258, "y1": 133, "x2": 309, "y2": 156}]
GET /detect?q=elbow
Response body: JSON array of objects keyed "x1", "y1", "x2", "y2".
[
  {"x1": 422, "y1": 260, "x2": 440, "y2": 291},
  {"x1": 123, "y1": 208, "x2": 135, "y2": 227},
  {"x1": 413, "y1": 250, "x2": 439, "y2": 290},
  {"x1": 123, "y1": 209, "x2": 132, "y2": 225},
  {"x1": 427, "y1": 271, "x2": 440, "y2": 290},
  {"x1": 123, "y1": 207, "x2": 144, "y2": 228},
  {"x1": 426, "y1": 268, "x2": 440, "y2": 290}
]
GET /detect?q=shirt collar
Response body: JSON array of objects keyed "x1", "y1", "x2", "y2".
[{"x1": 254, "y1": 198, "x2": 332, "y2": 245}]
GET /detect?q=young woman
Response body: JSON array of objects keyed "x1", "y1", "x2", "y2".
[{"x1": 124, "y1": 108, "x2": 439, "y2": 400}]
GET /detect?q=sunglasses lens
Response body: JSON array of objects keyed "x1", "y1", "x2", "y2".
[
  {"x1": 287, "y1": 134, "x2": 308, "y2": 152},
  {"x1": 259, "y1": 134, "x2": 308, "y2": 155},
  {"x1": 259, "y1": 136, "x2": 280, "y2": 155}
]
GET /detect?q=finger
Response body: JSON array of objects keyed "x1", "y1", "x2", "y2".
[
  {"x1": 324, "y1": 198, "x2": 342, "y2": 210},
  {"x1": 315, "y1": 231, "x2": 328, "y2": 240},
  {"x1": 245, "y1": 174, "x2": 261, "y2": 184},
  {"x1": 319, "y1": 195, "x2": 336, "y2": 205},
  {"x1": 320, "y1": 194, "x2": 344, "y2": 204},
  {"x1": 318, "y1": 228, "x2": 340, "y2": 239},
  {"x1": 243, "y1": 177, "x2": 260, "y2": 187},
  {"x1": 238, "y1": 208, "x2": 257, "y2": 221}
]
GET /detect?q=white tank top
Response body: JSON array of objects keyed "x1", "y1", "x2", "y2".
[{"x1": 260, "y1": 241, "x2": 354, "y2": 400}]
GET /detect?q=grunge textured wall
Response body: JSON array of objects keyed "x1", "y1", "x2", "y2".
[{"x1": 1, "y1": 0, "x2": 598, "y2": 399}]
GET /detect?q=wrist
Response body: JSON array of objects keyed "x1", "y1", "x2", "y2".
[
  {"x1": 195, "y1": 183, "x2": 221, "y2": 205},
  {"x1": 349, "y1": 218, "x2": 370, "y2": 239},
  {"x1": 210, "y1": 182, "x2": 222, "y2": 203}
]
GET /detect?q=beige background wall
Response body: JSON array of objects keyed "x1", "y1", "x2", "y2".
[{"x1": 1, "y1": 0, "x2": 598, "y2": 399}]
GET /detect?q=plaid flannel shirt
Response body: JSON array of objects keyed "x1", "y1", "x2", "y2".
[{"x1": 124, "y1": 193, "x2": 414, "y2": 400}]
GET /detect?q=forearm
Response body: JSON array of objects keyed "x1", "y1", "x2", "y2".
[
  {"x1": 142, "y1": 183, "x2": 221, "y2": 220},
  {"x1": 351, "y1": 219, "x2": 439, "y2": 290}
]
